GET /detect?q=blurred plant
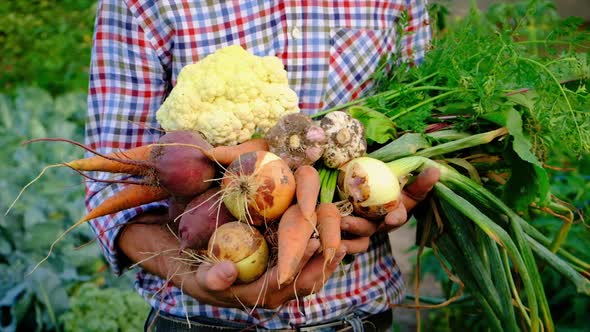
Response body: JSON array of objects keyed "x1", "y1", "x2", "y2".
[
  {"x1": 0, "y1": 0, "x2": 96, "y2": 94},
  {"x1": 0, "y1": 88, "x2": 137, "y2": 331},
  {"x1": 60, "y1": 283, "x2": 149, "y2": 332}
]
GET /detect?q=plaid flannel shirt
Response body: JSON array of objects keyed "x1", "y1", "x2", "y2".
[{"x1": 86, "y1": 0, "x2": 431, "y2": 329}]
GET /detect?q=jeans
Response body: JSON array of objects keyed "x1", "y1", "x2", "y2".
[{"x1": 144, "y1": 308, "x2": 393, "y2": 332}]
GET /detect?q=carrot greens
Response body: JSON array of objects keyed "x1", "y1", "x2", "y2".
[{"x1": 314, "y1": 0, "x2": 590, "y2": 330}]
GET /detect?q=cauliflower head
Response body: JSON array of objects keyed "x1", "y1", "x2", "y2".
[{"x1": 156, "y1": 45, "x2": 300, "y2": 146}]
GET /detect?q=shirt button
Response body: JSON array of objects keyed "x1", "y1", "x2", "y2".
[{"x1": 291, "y1": 26, "x2": 302, "y2": 39}]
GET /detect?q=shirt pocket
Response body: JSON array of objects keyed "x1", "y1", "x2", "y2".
[{"x1": 322, "y1": 27, "x2": 397, "y2": 109}]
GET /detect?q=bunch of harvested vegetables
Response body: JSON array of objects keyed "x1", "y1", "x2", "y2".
[
  {"x1": 5, "y1": 46, "x2": 373, "y2": 287},
  {"x1": 7, "y1": 0, "x2": 589, "y2": 329}
]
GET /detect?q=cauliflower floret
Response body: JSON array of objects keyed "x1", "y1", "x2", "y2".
[{"x1": 156, "y1": 45, "x2": 300, "y2": 146}]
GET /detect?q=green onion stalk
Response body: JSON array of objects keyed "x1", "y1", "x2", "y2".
[{"x1": 386, "y1": 155, "x2": 590, "y2": 296}]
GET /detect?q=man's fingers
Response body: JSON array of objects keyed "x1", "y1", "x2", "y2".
[
  {"x1": 295, "y1": 244, "x2": 347, "y2": 293},
  {"x1": 384, "y1": 204, "x2": 408, "y2": 228},
  {"x1": 295, "y1": 238, "x2": 321, "y2": 272},
  {"x1": 341, "y1": 237, "x2": 370, "y2": 254},
  {"x1": 340, "y1": 215, "x2": 378, "y2": 237},
  {"x1": 401, "y1": 167, "x2": 440, "y2": 211},
  {"x1": 196, "y1": 261, "x2": 238, "y2": 291}
]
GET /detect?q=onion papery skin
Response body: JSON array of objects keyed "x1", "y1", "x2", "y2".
[
  {"x1": 208, "y1": 222, "x2": 269, "y2": 283},
  {"x1": 338, "y1": 157, "x2": 401, "y2": 220},
  {"x1": 221, "y1": 151, "x2": 296, "y2": 226}
]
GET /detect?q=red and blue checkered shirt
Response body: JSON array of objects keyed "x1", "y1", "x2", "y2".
[{"x1": 86, "y1": 0, "x2": 431, "y2": 329}]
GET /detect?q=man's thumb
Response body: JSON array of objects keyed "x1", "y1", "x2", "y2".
[{"x1": 197, "y1": 261, "x2": 238, "y2": 291}]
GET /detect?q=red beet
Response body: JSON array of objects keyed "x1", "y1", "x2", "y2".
[
  {"x1": 150, "y1": 131, "x2": 216, "y2": 197},
  {"x1": 179, "y1": 187, "x2": 235, "y2": 250}
]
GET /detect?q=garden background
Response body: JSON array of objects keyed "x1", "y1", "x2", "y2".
[{"x1": 0, "y1": 1, "x2": 588, "y2": 331}]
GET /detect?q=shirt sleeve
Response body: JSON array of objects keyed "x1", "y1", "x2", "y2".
[
  {"x1": 399, "y1": 0, "x2": 432, "y2": 65},
  {"x1": 85, "y1": 0, "x2": 169, "y2": 275}
]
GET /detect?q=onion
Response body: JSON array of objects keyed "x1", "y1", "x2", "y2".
[
  {"x1": 338, "y1": 157, "x2": 401, "y2": 220},
  {"x1": 221, "y1": 151, "x2": 295, "y2": 226},
  {"x1": 208, "y1": 222, "x2": 269, "y2": 283}
]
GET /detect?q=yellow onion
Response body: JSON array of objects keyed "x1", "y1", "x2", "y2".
[
  {"x1": 208, "y1": 222, "x2": 269, "y2": 283},
  {"x1": 221, "y1": 151, "x2": 295, "y2": 226},
  {"x1": 338, "y1": 157, "x2": 400, "y2": 220}
]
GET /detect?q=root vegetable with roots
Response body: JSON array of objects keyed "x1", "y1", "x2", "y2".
[
  {"x1": 207, "y1": 222, "x2": 270, "y2": 284},
  {"x1": 338, "y1": 156, "x2": 401, "y2": 220},
  {"x1": 276, "y1": 204, "x2": 317, "y2": 286},
  {"x1": 147, "y1": 131, "x2": 216, "y2": 197},
  {"x1": 220, "y1": 150, "x2": 296, "y2": 226},
  {"x1": 178, "y1": 187, "x2": 234, "y2": 250},
  {"x1": 265, "y1": 113, "x2": 327, "y2": 170},
  {"x1": 7, "y1": 133, "x2": 270, "y2": 215},
  {"x1": 293, "y1": 165, "x2": 321, "y2": 223}
]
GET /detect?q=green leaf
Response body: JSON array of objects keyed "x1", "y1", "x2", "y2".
[
  {"x1": 502, "y1": 148, "x2": 550, "y2": 211},
  {"x1": 0, "y1": 282, "x2": 26, "y2": 306},
  {"x1": 30, "y1": 268, "x2": 69, "y2": 325},
  {"x1": 483, "y1": 108, "x2": 542, "y2": 167},
  {"x1": 348, "y1": 105, "x2": 397, "y2": 144},
  {"x1": 484, "y1": 109, "x2": 550, "y2": 209},
  {"x1": 505, "y1": 108, "x2": 542, "y2": 167},
  {"x1": 0, "y1": 95, "x2": 14, "y2": 128},
  {"x1": 507, "y1": 92, "x2": 536, "y2": 110}
]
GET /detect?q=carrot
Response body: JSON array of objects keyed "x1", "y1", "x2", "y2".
[
  {"x1": 24, "y1": 137, "x2": 153, "y2": 174},
  {"x1": 81, "y1": 184, "x2": 170, "y2": 223},
  {"x1": 65, "y1": 144, "x2": 152, "y2": 174},
  {"x1": 294, "y1": 165, "x2": 321, "y2": 222},
  {"x1": 316, "y1": 202, "x2": 342, "y2": 264},
  {"x1": 277, "y1": 203, "x2": 317, "y2": 286},
  {"x1": 30, "y1": 184, "x2": 170, "y2": 274},
  {"x1": 5, "y1": 141, "x2": 153, "y2": 216},
  {"x1": 204, "y1": 138, "x2": 269, "y2": 165}
]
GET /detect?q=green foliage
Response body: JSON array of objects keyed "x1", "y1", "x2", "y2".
[
  {"x1": 0, "y1": 88, "x2": 137, "y2": 331},
  {"x1": 348, "y1": 106, "x2": 397, "y2": 144},
  {"x1": 60, "y1": 283, "x2": 149, "y2": 332},
  {"x1": 367, "y1": 0, "x2": 590, "y2": 159},
  {"x1": 0, "y1": 0, "x2": 96, "y2": 94},
  {"x1": 355, "y1": 0, "x2": 589, "y2": 211},
  {"x1": 384, "y1": 1, "x2": 590, "y2": 331},
  {"x1": 531, "y1": 153, "x2": 590, "y2": 330}
]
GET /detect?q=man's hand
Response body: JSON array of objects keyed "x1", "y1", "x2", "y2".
[
  {"x1": 339, "y1": 167, "x2": 440, "y2": 254},
  {"x1": 118, "y1": 219, "x2": 346, "y2": 310},
  {"x1": 118, "y1": 168, "x2": 438, "y2": 308},
  {"x1": 187, "y1": 239, "x2": 347, "y2": 309}
]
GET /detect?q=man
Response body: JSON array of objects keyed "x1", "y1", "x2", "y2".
[{"x1": 86, "y1": 0, "x2": 436, "y2": 330}]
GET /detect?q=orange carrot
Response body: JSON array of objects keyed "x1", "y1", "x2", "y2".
[
  {"x1": 23, "y1": 138, "x2": 153, "y2": 175},
  {"x1": 294, "y1": 165, "x2": 321, "y2": 222},
  {"x1": 65, "y1": 145, "x2": 152, "y2": 175},
  {"x1": 277, "y1": 203, "x2": 317, "y2": 286},
  {"x1": 30, "y1": 184, "x2": 170, "y2": 274},
  {"x1": 316, "y1": 202, "x2": 342, "y2": 264},
  {"x1": 5, "y1": 143, "x2": 154, "y2": 217},
  {"x1": 204, "y1": 138, "x2": 269, "y2": 165},
  {"x1": 81, "y1": 184, "x2": 169, "y2": 223}
]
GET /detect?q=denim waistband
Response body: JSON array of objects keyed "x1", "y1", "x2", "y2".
[{"x1": 144, "y1": 307, "x2": 392, "y2": 332}]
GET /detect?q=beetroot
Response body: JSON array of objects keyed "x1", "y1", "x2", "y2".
[
  {"x1": 150, "y1": 131, "x2": 216, "y2": 197},
  {"x1": 179, "y1": 187, "x2": 234, "y2": 250},
  {"x1": 168, "y1": 196, "x2": 191, "y2": 222}
]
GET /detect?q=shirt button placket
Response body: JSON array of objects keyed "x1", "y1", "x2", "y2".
[{"x1": 291, "y1": 26, "x2": 302, "y2": 39}]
